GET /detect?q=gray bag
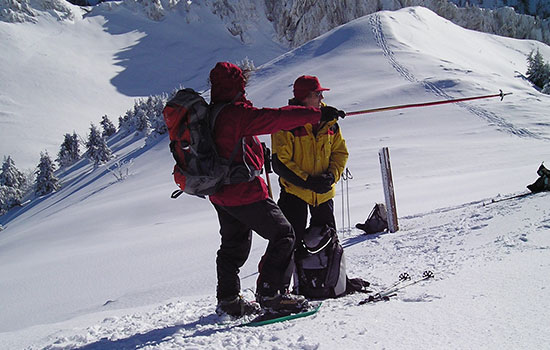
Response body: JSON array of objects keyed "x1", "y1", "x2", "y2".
[{"x1": 355, "y1": 203, "x2": 388, "y2": 234}]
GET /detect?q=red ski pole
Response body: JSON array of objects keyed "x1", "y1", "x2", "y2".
[{"x1": 346, "y1": 90, "x2": 512, "y2": 116}]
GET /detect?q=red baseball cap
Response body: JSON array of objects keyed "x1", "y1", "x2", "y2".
[{"x1": 293, "y1": 75, "x2": 330, "y2": 100}]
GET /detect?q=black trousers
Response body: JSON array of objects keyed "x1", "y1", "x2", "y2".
[
  {"x1": 212, "y1": 198, "x2": 295, "y2": 300},
  {"x1": 277, "y1": 190, "x2": 336, "y2": 252}
]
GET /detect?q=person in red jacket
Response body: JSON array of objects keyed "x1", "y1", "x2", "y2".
[{"x1": 208, "y1": 62, "x2": 344, "y2": 317}]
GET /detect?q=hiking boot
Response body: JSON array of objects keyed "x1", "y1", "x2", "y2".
[
  {"x1": 216, "y1": 295, "x2": 261, "y2": 318},
  {"x1": 257, "y1": 292, "x2": 308, "y2": 314}
]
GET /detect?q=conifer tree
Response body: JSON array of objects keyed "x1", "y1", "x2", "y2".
[
  {"x1": 147, "y1": 95, "x2": 168, "y2": 135},
  {"x1": 526, "y1": 49, "x2": 550, "y2": 89},
  {"x1": 0, "y1": 185, "x2": 22, "y2": 215},
  {"x1": 86, "y1": 123, "x2": 112, "y2": 167},
  {"x1": 100, "y1": 115, "x2": 117, "y2": 138},
  {"x1": 0, "y1": 156, "x2": 26, "y2": 189},
  {"x1": 118, "y1": 109, "x2": 136, "y2": 136},
  {"x1": 134, "y1": 106, "x2": 151, "y2": 135},
  {"x1": 35, "y1": 151, "x2": 59, "y2": 196},
  {"x1": 57, "y1": 132, "x2": 81, "y2": 168}
]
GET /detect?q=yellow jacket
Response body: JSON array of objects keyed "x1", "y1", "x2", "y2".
[{"x1": 271, "y1": 118, "x2": 348, "y2": 206}]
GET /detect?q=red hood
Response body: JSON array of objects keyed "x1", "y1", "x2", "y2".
[{"x1": 209, "y1": 62, "x2": 246, "y2": 104}]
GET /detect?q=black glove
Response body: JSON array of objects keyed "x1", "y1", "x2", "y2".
[
  {"x1": 320, "y1": 106, "x2": 346, "y2": 122},
  {"x1": 323, "y1": 172, "x2": 335, "y2": 185},
  {"x1": 305, "y1": 173, "x2": 335, "y2": 194}
]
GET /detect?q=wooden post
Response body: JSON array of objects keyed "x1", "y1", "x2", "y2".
[{"x1": 379, "y1": 147, "x2": 399, "y2": 232}]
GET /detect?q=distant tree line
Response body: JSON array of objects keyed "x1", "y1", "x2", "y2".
[
  {"x1": 0, "y1": 92, "x2": 170, "y2": 216},
  {"x1": 526, "y1": 49, "x2": 550, "y2": 94}
]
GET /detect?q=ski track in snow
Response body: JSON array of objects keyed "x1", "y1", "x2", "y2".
[
  {"x1": 34, "y1": 193, "x2": 549, "y2": 350},
  {"x1": 369, "y1": 14, "x2": 540, "y2": 140}
]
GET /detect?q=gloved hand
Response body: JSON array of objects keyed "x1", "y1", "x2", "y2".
[
  {"x1": 320, "y1": 106, "x2": 346, "y2": 122},
  {"x1": 322, "y1": 172, "x2": 335, "y2": 185},
  {"x1": 305, "y1": 173, "x2": 335, "y2": 193}
]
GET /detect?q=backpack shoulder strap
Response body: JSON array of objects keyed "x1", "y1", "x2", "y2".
[{"x1": 208, "y1": 94, "x2": 245, "y2": 165}]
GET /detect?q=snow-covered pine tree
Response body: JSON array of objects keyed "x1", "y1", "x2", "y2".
[
  {"x1": 0, "y1": 185, "x2": 22, "y2": 215},
  {"x1": 133, "y1": 102, "x2": 151, "y2": 135},
  {"x1": 86, "y1": 123, "x2": 112, "y2": 167},
  {"x1": 118, "y1": 109, "x2": 136, "y2": 136},
  {"x1": 35, "y1": 151, "x2": 59, "y2": 196},
  {"x1": 0, "y1": 156, "x2": 26, "y2": 189},
  {"x1": 100, "y1": 115, "x2": 117, "y2": 138},
  {"x1": 237, "y1": 57, "x2": 256, "y2": 82},
  {"x1": 543, "y1": 82, "x2": 550, "y2": 94},
  {"x1": 526, "y1": 49, "x2": 550, "y2": 89},
  {"x1": 237, "y1": 57, "x2": 256, "y2": 72},
  {"x1": 57, "y1": 132, "x2": 81, "y2": 168},
  {"x1": 147, "y1": 94, "x2": 168, "y2": 135}
]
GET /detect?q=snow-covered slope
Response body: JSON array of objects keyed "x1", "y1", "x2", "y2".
[
  {"x1": 2, "y1": 0, "x2": 550, "y2": 170},
  {"x1": 0, "y1": 0, "x2": 286, "y2": 169},
  {"x1": 1, "y1": 5, "x2": 550, "y2": 350}
]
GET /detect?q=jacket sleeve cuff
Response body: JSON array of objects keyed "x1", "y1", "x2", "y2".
[{"x1": 272, "y1": 154, "x2": 309, "y2": 187}]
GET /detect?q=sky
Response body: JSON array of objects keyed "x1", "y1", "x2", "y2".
[{"x1": 1, "y1": 3, "x2": 550, "y2": 350}]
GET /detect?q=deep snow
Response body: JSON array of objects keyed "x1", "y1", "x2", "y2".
[{"x1": 1, "y1": 4, "x2": 550, "y2": 350}]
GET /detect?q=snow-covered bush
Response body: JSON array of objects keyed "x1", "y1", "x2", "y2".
[{"x1": 108, "y1": 158, "x2": 134, "y2": 182}]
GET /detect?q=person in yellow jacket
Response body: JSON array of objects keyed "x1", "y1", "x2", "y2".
[{"x1": 271, "y1": 75, "x2": 348, "y2": 260}]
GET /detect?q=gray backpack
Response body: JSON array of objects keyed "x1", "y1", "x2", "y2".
[{"x1": 295, "y1": 225, "x2": 347, "y2": 299}]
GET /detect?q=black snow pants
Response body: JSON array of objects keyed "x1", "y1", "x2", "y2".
[
  {"x1": 277, "y1": 189, "x2": 336, "y2": 253},
  {"x1": 212, "y1": 198, "x2": 295, "y2": 301}
]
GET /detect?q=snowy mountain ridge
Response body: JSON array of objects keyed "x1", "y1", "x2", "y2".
[
  {"x1": 0, "y1": 0, "x2": 74, "y2": 22},
  {"x1": 3, "y1": 0, "x2": 550, "y2": 47},
  {"x1": 451, "y1": 0, "x2": 550, "y2": 18}
]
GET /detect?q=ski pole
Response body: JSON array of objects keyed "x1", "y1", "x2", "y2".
[
  {"x1": 346, "y1": 90, "x2": 512, "y2": 116},
  {"x1": 483, "y1": 191, "x2": 532, "y2": 206},
  {"x1": 344, "y1": 168, "x2": 353, "y2": 234},
  {"x1": 359, "y1": 270, "x2": 434, "y2": 305},
  {"x1": 261, "y1": 142, "x2": 273, "y2": 198},
  {"x1": 340, "y1": 178, "x2": 345, "y2": 235}
]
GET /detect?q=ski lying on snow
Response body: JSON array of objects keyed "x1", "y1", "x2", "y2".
[
  {"x1": 359, "y1": 271, "x2": 434, "y2": 305},
  {"x1": 240, "y1": 302, "x2": 322, "y2": 327}
]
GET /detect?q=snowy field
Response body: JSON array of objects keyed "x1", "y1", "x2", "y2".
[{"x1": 1, "y1": 4, "x2": 550, "y2": 350}]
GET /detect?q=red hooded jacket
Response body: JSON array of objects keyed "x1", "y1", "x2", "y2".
[{"x1": 208, "y1": 62, "x2": 321, "y2": 206}]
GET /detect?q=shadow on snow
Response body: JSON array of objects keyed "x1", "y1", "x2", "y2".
[{"x1": 71, "y1": 314, "x2": 235, "y2": 350}]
